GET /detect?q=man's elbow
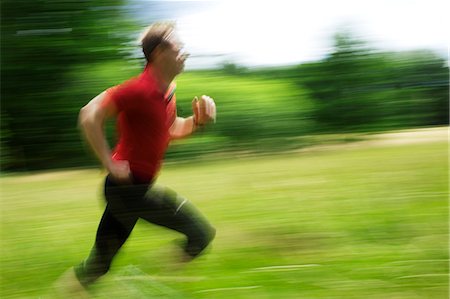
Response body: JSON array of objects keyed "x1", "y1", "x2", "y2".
[{"x1": 78, "y1": 106, "x2": 92, "y2": 129}]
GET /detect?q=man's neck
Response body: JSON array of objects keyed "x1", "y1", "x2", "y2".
[{"x1": 146, "y1": 63, "x2": 174, "y2": 93}]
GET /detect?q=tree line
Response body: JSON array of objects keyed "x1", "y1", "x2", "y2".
[{"x1": 1, "y1": 1, "x2": 448, "y2": 171}]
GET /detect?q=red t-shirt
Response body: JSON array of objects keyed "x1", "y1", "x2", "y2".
[{"x1": 103, "y1": 65, "x2": 177, "y2": 183}]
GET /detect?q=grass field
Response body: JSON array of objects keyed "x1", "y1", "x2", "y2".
[{"x1": 1, "y1": 128, "x2": 448, "y2": 298}]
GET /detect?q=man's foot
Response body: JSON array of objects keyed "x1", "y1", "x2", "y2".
[{"x1": 52, "y1": 267, "x2": 90, "y2": 299}]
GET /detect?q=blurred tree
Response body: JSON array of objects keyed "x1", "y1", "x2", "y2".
[
  {"x1": 1, "y1": 0, "x2": 134, "y2": 170},
  {"x1": 221, "y1": 61, "x2": 248, "y2": 75},
  {"x1": 298, "y1": 30, "x2": 448, "y2": 132},
  {"x1": 384, "y1": 50, "x2": 449, "y2": 126}
]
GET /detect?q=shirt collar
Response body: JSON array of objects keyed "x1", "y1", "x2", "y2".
[{"x1": 143, "y1": 64, "x2": 168, "y2": 96}]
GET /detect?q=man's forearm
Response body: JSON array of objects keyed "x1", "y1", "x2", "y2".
[
  {"x1": 79, "y1": 108, "x2": 113, "y2": 170},
  {"x1": 169, "y1": 116, "x2": 197, "y2": 140}
]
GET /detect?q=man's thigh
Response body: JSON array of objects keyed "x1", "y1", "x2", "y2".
[{"x1": 140, "y1": 185, "x2": 213, "y2": 237}]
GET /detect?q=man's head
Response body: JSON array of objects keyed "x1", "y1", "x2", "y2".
[{"x1": 139, "y1": 22, "x2": 187, "y2": 77}]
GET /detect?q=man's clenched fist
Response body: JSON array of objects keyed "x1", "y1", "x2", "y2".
[{"x1": 192, "y1": 95, "x2": 216, "y2": 126}]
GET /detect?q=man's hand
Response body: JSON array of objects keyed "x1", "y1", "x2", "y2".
[
  {"x1": 108, "y1": 160, "x2": 132, "y2": 183},
  {"x1": 192, "y1": 95, "x2": 216, "y2": 126}
]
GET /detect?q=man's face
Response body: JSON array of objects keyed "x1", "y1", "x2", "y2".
[{"x1": 159, "y1": 34, "x2": 187, "y2": 76}]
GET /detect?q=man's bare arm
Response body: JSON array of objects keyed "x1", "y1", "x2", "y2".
[
  {"x1": 78, "y1": 91, "x2": 131, "y2": 181},
  {"x1": 169, "y1": 95, "x2": 216, "y2": 140},
  {"x1": 169, "y1": 116, "x2": 196, "y2": 140}
]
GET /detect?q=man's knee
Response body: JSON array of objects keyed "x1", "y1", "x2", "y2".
[
  {"x1": 185, "y1": 225, "x2": 216, "y2": 258},
  {"x1": 201, "y1": 225, "x2": 216, "y2": 248}
]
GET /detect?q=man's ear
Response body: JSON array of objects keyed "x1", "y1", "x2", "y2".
[{"x1": 152, "y1": 44, "x2": 165, "y2": 60}]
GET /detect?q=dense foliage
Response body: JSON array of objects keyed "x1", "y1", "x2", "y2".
[
  {"x1": 1, "y1": 0, "x2": 135, "y2": 170},
  {"x1": 296, "y1": 32, "x2": 448, "y2": 132}
]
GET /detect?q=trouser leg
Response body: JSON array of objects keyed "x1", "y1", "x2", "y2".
[
  {"x1": 75, "y1": 176, "x2": 142, "y2": 287},
  {"x1": 74, "y1": 178, "x2": 215, "y2": 287},
  {"x1": 140, "y1": 185, "x2": 216, "y2": 258},
  {"x1": 74, "y1": 206, "x2": 138, "y2": 287}
]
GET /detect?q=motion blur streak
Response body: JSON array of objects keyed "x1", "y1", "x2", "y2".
[{"x1": 1, "y1": 0, "x2": 448, "y2": 298}]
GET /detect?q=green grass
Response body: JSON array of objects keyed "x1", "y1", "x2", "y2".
[{"x1": 1, "y1": 131, "x2": 448, "y2": 298}]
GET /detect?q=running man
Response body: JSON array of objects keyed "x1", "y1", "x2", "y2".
[{"x1": 63, "y1": 22, "x2": 216, "y2": 292}]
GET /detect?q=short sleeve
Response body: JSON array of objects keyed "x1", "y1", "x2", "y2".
[{"x1": 102, "y1": 84, "x2": 129, "y2": 112}]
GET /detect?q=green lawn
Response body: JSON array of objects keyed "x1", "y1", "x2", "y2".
[{"x1": 1, "y1": 129, "x2": 448, "y2": 298}]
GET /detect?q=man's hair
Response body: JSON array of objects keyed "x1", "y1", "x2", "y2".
[{"x1": 139, "y1": 22, "x2": 175, "y2": 62}]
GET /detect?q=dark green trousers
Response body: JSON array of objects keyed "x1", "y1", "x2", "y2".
[{"x1": 75, "y1": 175, "x2": 215, "y2": 287}]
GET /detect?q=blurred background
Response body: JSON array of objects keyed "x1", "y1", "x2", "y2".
[
  {"x1": 1, "y1": 0, "x2": 448, "y2": 171},
  {"x1": 1, "y1": 1, "x2": 448, "y2": 298}
]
